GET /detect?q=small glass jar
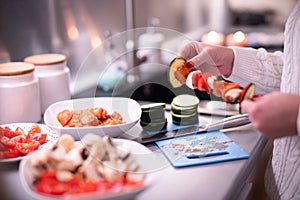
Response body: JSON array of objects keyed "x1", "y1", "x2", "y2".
[
  {"x1": 24, "y1": 53, "x2": 71, "y2": 113},
  {"x1": 0, "y1": 62, "x2": 41, "y2": 124}
]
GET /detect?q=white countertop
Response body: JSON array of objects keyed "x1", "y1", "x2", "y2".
[{"x1": 0, "y1": 111, "x2": 266, "y2": 200}]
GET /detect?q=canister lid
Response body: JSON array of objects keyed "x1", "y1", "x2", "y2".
[
  {"x1": 24, "y1": 53, "x2": 66, "y2": 65},
  {"x1": 0, "y1": 62, "x2": 35, "y2": 76}
]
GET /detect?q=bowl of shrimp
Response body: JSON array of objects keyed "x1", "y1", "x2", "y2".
[{"x1": 44, "y1": 97, "x2": 142, "y2": 140}]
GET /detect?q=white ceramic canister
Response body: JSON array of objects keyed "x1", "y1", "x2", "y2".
[
  {"x1": 0, "y1": 62, "x2": 42, "y2": 124},
  {"x1": 137, "y1": 32, "x2": 164, "y2": 63},
  {"x1": 24, "y1": 54, "x2": 71, "y2": 113}
]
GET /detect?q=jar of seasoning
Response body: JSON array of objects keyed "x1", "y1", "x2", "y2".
[
  {"x1": 0, "y1": 62, "x2": 41, "y2": 124},
  {"x1": 24, "y1": 53, "x2": 71, "y2": 113}
]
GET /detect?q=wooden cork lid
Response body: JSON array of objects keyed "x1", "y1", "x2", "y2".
[
  {"x1": 24, "y1": 53, "x2": 66, "y2": 65},
  {"x1": 0, "y1": 62, "x2": 35, "y2": 76}
]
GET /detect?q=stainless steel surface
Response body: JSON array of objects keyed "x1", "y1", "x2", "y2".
[
  {"x1": 0, "y1": 0, "x2": 293, "y2": 100},
  {"x1": 0, "y1": 0, "x2": 127, "y2": 89},
  {"x1": 0, "y1": 0, "x2": 207, "y2": 92},
  {"x1": 140, "y1": 114, "x2": 251, "y2": 144}
]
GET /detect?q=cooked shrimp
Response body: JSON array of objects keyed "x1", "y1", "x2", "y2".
[
  {"x1": 111, "y1": 112, "x2": 123, "y2": 122},
  {"x1": 79, "y1": 110, "x2": 99, "y2": 126},
  {"x1": 92, "y1": 107, "x2": 108, "y2": 120},
  {"x1": 57, "y1": 108, "x2": 124, "y2": 127},
  {"x1": 57, "y1": 109, "x2": 73, "y2": 126}
]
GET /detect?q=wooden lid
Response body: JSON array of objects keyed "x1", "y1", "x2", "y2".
[
  {"x1": 24, "y1": 53, "x2": 66, "y2": 65},
  {"x1": 0, "y1": 62, "x2": 35, "y2": 76}
]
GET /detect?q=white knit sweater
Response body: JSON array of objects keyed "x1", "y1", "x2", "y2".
[{"x1": 228, "y1": 2, "x2": 300, "y2": 199}]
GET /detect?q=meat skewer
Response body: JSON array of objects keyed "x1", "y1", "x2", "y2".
[{"x1": 169, "y1": 57, "x2": 256, "y2": 103}]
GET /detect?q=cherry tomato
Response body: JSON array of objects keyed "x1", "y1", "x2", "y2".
[
  {"x1": 27, "y1": 132, "x2": 47, "y2": 144},
  {"x1": 30, "y1": 140, "x2": 40, "y2": 150},
  {"x1": 34, "y1": 170, "x2": 145, "y2": 196},
  {"x1": 123, "y1": 179, "x2": 144, "y2": 191},
  {"x1": 75, "y1": 180, "x2": 97, "y2": 193},
  {"x1": 0, "y1": 142, "x2": 7, "y2": 151},
  {"x1": 27, "y1": 124, "x2": 46, "y2": 144},
  {"x1": 197, "y1": 75, "x2": 210, "y2": 94},
  {"x1": 36, "y1": 171, "x2": 79, "y2": 195},
  {"x1": 15, "y1": 127, "x2": 26, "y2": 136},
  {"x1": 16, "y1": 140, "x2": 40, "y2": 155},
  {"x1": 0, "y1": 126, "x2": 21, "y2": 138},
  {"x1": 39, "y1": 170, "x2": 57, "y2": 179},
  {"x1": 11, "y1": 135, "x2": 26, "y2": 144},
  {"x1": 28, "y1": 124, "x2": 41, "y2": 134},
  {"x1": 0, "y1": 148, "x2": 19, "y2": 159},
  {"x1": 192, "y1": 72, "x2": 201, "y2": 88},
  {"x1": 96, "y1": 180, "x2": 114, "y2": 194},
  {"x1": 1, "y1": 136, "x2": 17, "y2": 148},
  {"x1": 37, "y1": 178, "x2": 70, "y2": 195}
]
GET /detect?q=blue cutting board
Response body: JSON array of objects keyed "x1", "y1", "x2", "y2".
[{"x1": 155, "y1": 131, "x2": 249, "y2": 168}]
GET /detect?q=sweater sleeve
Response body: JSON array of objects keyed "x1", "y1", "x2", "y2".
[
  {"x1": 226, "y1": 46, "x2": 283, "y2": 95},
  {"x1": 298, "y1": 106, "x2": 300, "y2": 136}
]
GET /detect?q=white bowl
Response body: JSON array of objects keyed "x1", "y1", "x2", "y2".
[
  {"x1": 44, "y1": 97, "x2": 141, "y2": 140},
  {"x1": 19, "y1": 138, "x2": 158, "y2": 200}
]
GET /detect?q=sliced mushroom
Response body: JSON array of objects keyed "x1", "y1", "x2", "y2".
[
  {"x1": 58, "y1": 134, "x2": 75, "y2": 153},
  {"x1": 49, "y1": 144, "x2": 67, "y2": 161},
  {"x1": 56, "y1": 170, "x2": 74, "y2": 182},
  {"x1": 207, "y1": 76, "x2": 217, "y2": 90},
  {"x1": 224, "y1": 88, "x2": 242, "y2": 102}
]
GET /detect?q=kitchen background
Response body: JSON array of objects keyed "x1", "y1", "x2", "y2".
[{"x1": 0, "y1": 0, "x2": 297, "y2": 102}]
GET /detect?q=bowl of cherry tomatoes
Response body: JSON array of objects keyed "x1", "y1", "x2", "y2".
[{"x1": 0, "y1": 123, "x2": 58, "y2": 162}]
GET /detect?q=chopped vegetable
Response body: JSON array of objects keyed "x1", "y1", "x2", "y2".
[
  {"x1": 169, "y1": 57, "x2": 256, "y2": 103},
  {"x1": 186, "y1": 71, "x2": 200, "y2": 89},
  {"x1": 224, "y1": 88, "x2": 242, "y2": 103},
  {"x1": 172, "y1": 94, "x2": 200, "y2": 107},
  {"x1": 169, "y1": 57, "x2": 189, "y2": 88},
  {"x1": 28, "y1": 134, "x2": 144, "y2": 197},
  {"x1": 196, "y1": 73, "x2": 212, "y2": 94},
  {"x1": 140, "y1": 103, "x2": 167, "y2": 132},
  {"x1": 0, "y1": 124, "x2": 48, "y2": 159},
  {"x1": 171, "y1": 94, "x2": 199, "y2": 126},
  {"x1": 238, "y1": 83, "x2": 256, "y2": 113},
  {"x1": 238, "y1": 83, "x2": 256, "y2": 103}
]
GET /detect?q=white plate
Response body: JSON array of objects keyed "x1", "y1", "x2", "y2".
[
  {"x1": 19, "y1": 138, "x2": 157, "y2": 200},
  {"x1": 0, "y1": 123, "x2": 58, "y2": 163},
  {"x1": 44, "y1": 97, "x2": 142, "y2": 140}
]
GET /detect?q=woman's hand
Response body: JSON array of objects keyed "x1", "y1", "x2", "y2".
[
  {"x1": 241, "y1": 91, "x2": 300, "y2": 138},
  {"x1": 179, "y1": 41, "x2": 234, "y2": 77}
]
